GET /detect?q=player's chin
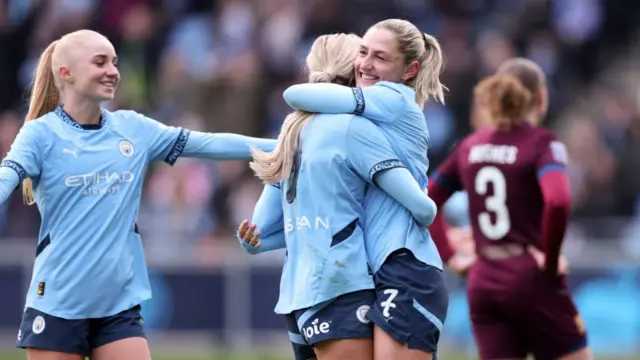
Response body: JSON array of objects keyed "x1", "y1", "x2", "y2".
[{"x1": 95, "y1": 90, "x2": 116, "y2": 102}]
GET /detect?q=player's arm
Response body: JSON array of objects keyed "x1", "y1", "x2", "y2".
[
  {"x1": 283, "y1": 81, "x2": 403, "y2": 123},
  {"x1": 375, "y1": 170, "x2": 437, "y2": 226},
  {"x1": 0, "y1": 121, "x2": 45, "y2": 204},
  {"x1": 182, "y1": 131, "x2": 277, "y2": 161},
  {"x1": 427, "y1": 146, "x2": 464, "y2": 263},
  {"x1": 0, "y1": 167, "x2": 20, "y2": 203},
  {"x1": 536, "y1": 138, "x2": 571, "y2": 275},
  {"x1": 238, "y1": 184, "x2": 286, "y2": 255},
  {"x1": 138, "y1": 113, "x2": 276, "y2": 164},
  {"x1": 346, "y1": 117, "x2": 437, "y2": 226}
]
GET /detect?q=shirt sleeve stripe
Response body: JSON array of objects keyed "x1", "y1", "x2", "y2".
[
  {"x1": 431, "y1": 171, "x2": 461, "y2": 192},
  {"x1": 164, "y1": 128, "x2": 191, "y2": 166},
  {"x1": 369, "y1": 159, "x2": 406, "y2": 180},
  {"x1": 352, "y1": 88, "x2": 365, "y2": 116},
  {"x1": 0, "y1": 160, "x2": 27, "y2": 182},
  {"x1": 537, "y1": 163, "x2": 565, "y2": 179}
]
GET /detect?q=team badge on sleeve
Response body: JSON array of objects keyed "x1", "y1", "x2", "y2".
[
  {"x1": 119, "y1": 140, "x2": 135, "y2": 157},
  {"x1": 550, "y1": 141, "x2": 568, "y2": 165}
]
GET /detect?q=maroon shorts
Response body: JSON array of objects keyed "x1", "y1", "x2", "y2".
[{"x1": 467, "y1": 256, "x2": 588, "y2": 360}]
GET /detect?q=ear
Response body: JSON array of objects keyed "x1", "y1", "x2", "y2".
[
  {"x1": 401, "y1": 60, "x2": 420, "y2": 82},
  {"x1": 58, "y1": 65, "x2": 74, "y2": 84},
  {"x1": 538, "y1": 89, "x2": 548, "y2": 108},
  {"x1": 532, "y1": 89, "x2": 548, "y2": 125},
  {"x1": 538, "y1": 89, "x2": 548, "y2": 113}
]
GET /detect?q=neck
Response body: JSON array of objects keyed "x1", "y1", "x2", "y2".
[
  {"x1": 523, "y1": 109, "x2": 540, "y2": 126},
  {"x1": 62, "y1": 97, "x2": 101, "y2": 125}
]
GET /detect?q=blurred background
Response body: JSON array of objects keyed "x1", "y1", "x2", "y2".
[{"x1": 0, "y1": 0, "x2": 640, "y2": 359}]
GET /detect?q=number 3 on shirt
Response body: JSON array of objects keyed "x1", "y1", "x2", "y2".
[{"x1": 474, "y1": 166, "x2": 510, "y2": 240}]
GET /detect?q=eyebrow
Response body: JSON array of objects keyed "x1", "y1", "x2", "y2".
[
  {"x1": 359, "y1": 45, "x2": 389, "y2": 56},
  {"x1": 93, "y1": 54, "x2": 118, "y2": 63}
]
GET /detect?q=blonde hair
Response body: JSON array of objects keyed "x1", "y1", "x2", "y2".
[
  {"x1": 22, "y1": 29, "x2": 108, "y2": 205},
  {"x1": 474, "y1": 74, "x2": 532, "y2": 131},
  {"x1": 250, "y1": 33, "x2": 361, "y2": 184},
  {"x1": 371, "y1": 19, "x2": 446, "y2": 109}
]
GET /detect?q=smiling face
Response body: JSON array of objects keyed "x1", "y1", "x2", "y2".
[
  {"x1": 57, "y1": 32, "x2": 120, "y2": 103},
  {"x1": 354, "y1": 27, "x2": 404, "y2": 87},
  {"x1": 354, "y1": 27, "x2": 420, "y2": 88}
]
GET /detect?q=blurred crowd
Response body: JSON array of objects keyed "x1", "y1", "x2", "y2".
[{"x1": 1, "y1": 0, "x2": 639, "y2": 263}]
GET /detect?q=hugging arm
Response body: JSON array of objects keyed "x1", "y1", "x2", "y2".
[
  {"x1": 346, "y1": 117, "x2": 437, "y2": 226},
  {"x1": 283, "y1": 82, "x2": 403, "y2": 123},
  {"x1": 238, "y1": 184, "x2": 287, "y2": 254}
]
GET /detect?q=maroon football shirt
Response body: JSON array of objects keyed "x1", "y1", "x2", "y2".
[{"x1": 429, "y1": 122, "x2": 568, "y2": 264}]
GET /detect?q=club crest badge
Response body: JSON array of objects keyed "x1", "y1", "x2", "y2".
[
  {"x1": 32, "y1": 315, "x2": 45, "y2": 334},
  {"x1": 119, "y1": 140, "x2": 134, "y2": 157},
  {"x1": 356, "y1": 305, "x2": 371, "y2": 324}
]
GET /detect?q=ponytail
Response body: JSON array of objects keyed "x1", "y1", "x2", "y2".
[
  {"x1": 250, "y1": 33, "x2": 360, "y2": 184},
  {"x1": 414, "y1": 33, "x2": 446, "y2": 108},
  {"x1": 474, "y1": 74, "x2": 531, "y2": 131},
  {"x1": 250, "y1": 111, "x2": 312, "y2": 184},
  {"x1": 370, "y1": 20, "x2": 447, "y2": 110},
  {"x1": 23, "y1": 41, "x2": 60, "y2": 205}
]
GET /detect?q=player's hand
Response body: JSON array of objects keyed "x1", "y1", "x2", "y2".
[
  {"x1": 527, "y1": 246, "x2": 569, "y2": 276},
  {"x1": 447, "y1": 252, "x2": 476, "y2": 276},
  {"x1": 238, "y1": 220, "x2": 262, "y2": 248}
]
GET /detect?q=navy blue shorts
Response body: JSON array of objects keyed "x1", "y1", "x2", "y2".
[
  {"x1": 366, "y1": 249, "x2": 449, "y2": 354},
  {"x1": 16, "y1": 305, "x2": 145, "y2": 356},
  {"x1": 285, "y1": 289, "x2": 376, "y2": 360}
]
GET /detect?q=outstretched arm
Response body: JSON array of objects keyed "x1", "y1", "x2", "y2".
[
  {"x1": 182, "y1": 131, "x2": 277, "y2": 161},
  {"x1": 138, "y1": 113, "x2": 277, "y2": 164},
  {"x1": 0, "y1": 167, "x2": 19, "y2": 204},
  {"x1": 283, "y1": 82, "x2": 403, "y2": 123},
  {"x1": 238, "y1": 184, "x2": 286, "y2": 254},
  {"x1": 0, "y1": 120, "x2": 45, "y2": 205}
]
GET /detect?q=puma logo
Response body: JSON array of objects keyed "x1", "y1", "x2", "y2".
[{"x1": 62, "y1": 148, "x2": 78, "y2": 158}]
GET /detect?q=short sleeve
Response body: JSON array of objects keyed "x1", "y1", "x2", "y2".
[
  {"x1": 431, "y1": 142, "x2": 463, "y2": 193},
  {"x1": 535, "y1": 132, "x2": 568, "y2": 178},
  {"x1": 136, "y1": 113, "x2": 191, "y2": 165},
  {"x1": 0, "y1": 121, "x2": 44, "y2": 181},
  {"x1": 352, "y1": 81, "x2": 404, "y2": 122},
  {"x1": 346, "y1": 116, "x2": 406, "y2": 182}
]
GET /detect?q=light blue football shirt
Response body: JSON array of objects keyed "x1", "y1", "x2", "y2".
[
  {"x1": 283, "y1": 81, "x2": 443, "y2": 272},
  {"x1": 0, "y1": 105, "x2": 276, "y2": 319},
  {"x1": 246, "y1": 114, "x2": 408, "y2": 315},
  {"x1": 443, "y1": 191, "x2": 471, "y2": 228}
]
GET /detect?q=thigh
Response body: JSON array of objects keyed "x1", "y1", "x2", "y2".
[
  {"x1": 522, "y1": 277, "x2": 588, "y2": 360},
  {"x1": 90, "y1": 337, "x2": 151, "y2": 360},
  {"x1": 88, "y1": 305, "x2": 146, "y2": 352},
  {"x1": 285, "y1": 314, "x2": 317, "y2": 360},
  {"x1": 17, "y1": 307, "x2": 91, "y2": 357},
  {"x1": 296, "y1": 290, "x2": 375, "y2": 347},
  {"x1": 366, "y1": 250, "x2": 448, "y2": 355},
  {"x1": 26, "y1": 349, "x2": 84, "y2": 360},
  {"x1": 314, "y1": 338, "x2": 373, "y2": 360},
  {"x1": 467, "y1": 288, "x2": 527, "y2": 360},
  {"x1": 373, "y1": 325, "x2": 434, "y2": 360}
]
